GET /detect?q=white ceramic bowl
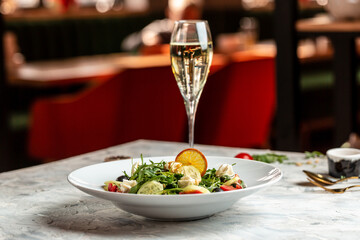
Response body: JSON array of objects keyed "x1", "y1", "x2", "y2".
[
  {"x1": 326, "y1": 0, "x2": 360, "y2": 20},
  {"x1": 327, "y1": 148, "x2": 360, "y2": 177},
  {"x1": 68, "y1": 156, "x2": 282, "y2": 221}
]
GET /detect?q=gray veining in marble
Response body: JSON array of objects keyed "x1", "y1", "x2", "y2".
[{"x1": 1, "y1": 140, "x2": 359, "y2": 240}]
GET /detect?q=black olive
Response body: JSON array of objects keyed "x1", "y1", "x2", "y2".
[
  {"x1": 116, "y1": 175, "x2": 129, "y2": 182},
  {"x1": 220, "y1": 175, "x2": 231, "y2": 182},
  {"x1": 213, "y1": 188, "x2": 223, "y2": 192},
  {"x1": 231, "y1": 183, "x2": 237, "y2": 188}
]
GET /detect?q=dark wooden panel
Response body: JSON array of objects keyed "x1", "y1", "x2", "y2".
[
  {"x1": 0, "y1": 12, "x2": 12, "y2": 172},
  {"x1": 274, "y1": 0, "x2": 301, "y2": 151}
]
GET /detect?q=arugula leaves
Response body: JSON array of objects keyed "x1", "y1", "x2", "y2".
[
  {"x1": 199, "y1": 169, "x2": 232, "y2": 192},
  {"x1": 127, "y1": 157, "x2": 183, "y2": 194},
  {"x1": 199, "y1": 168, "x2": 221, "y2": 192}
]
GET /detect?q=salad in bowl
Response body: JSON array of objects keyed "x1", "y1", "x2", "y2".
[{"x1": 104, "y1": 148, "x2": 246, "y2": 195}]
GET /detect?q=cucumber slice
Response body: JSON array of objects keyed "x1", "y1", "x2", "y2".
[
  {"x1": 182, "y1": 165, "x2": 201, "y2": 183},
  {"x1": 137, "y1": 180, "x2": 164, "y2": 195}
]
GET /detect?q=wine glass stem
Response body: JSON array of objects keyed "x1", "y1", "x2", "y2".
[{"x1": 186, "y1": 100, "x2": 198, "y2": 148}]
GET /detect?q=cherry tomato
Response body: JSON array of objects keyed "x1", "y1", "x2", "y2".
[
  {"x1": 107, "y1": 183, "x2": 118, "y2": 192},
  {"x1": 235, "y1": 152, "x2": 253, "y2": 160},
  {"x1": 220, "y1": 185, "x2": 236, "y2": 191},
  {"x1": 179, "y1": 190, "x2": 203, "y2": 194}
]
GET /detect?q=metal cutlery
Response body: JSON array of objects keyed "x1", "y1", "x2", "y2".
[
  {"x1": 307, "y1": 177, "x2": 360, "y2": 193},
  {"x1": 303, "y1": 170, "x2": 359, "y2": 185}
]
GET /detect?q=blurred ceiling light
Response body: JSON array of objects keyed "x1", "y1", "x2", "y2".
[
  {"x1": 96, "y1": 0, "x2": 114, "y2": 13},
  {"x1": 168, "y1": 0, "x2": 203, "y2": 12},
  {"x1": 1, "y1": 0, "x2": 17, "y2": 14},
  {"x1": 14, "y1": 0, "x2": 38, "y2": 8},
  {"x1": 168, "y1": 0, "x2": 203, "y2": 20},
  {"x1": 316, "y1": 0, "x2": 328, "y2": 6},
  {"x1": 242, "y1": 0, "x2": 272, "y2": 10},
  {"x1": 169, "y1": 0, "x2": 187, "y2": 11}
]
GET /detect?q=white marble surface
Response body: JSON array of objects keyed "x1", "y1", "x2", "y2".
[{"x1": 1, "y1": 140, "x2": 359, "y2": 240}]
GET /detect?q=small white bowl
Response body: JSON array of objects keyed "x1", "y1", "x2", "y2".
[
  {"x1": 326, "y1": 0, "x2": 360, "y2": 20},
  {"x1": 326, "y1": 148, "x2": 360, "y2": 177}
]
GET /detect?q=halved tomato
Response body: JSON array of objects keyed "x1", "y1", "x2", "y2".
[{"x1": 235, "y1": 152, "x2": 253, "y2": 160}]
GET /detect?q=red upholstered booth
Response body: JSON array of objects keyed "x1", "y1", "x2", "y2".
[
  {"x1": 28, "y1": 66, "x2": 187, "y2": 161},
  {"x1": 28, "y1": 54, "x2": 275, "y2": 162},
  {"x1": 195, "y1": 56, "x2": 276, "y2": 148}
]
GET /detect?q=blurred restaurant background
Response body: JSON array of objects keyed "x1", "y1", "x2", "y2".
[{"x1": 1, "y1": 0, "x2": 360, "y2": 172}]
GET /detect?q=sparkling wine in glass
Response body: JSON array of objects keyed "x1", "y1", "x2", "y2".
[{"x1": 170, "y1": 20, "x2": 213, "y2": 147}]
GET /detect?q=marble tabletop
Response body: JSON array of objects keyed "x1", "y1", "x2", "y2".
[{"x1": 1, "y1": 140, "x2": 359, "y2": 240}]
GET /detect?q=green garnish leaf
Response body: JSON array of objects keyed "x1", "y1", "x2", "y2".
[
  {"x1": 304, "y1": 151, "x2": 325, "y2": 159},
  {"x1": 252, "y1": 153, "x2": 288, "y2": 163}
]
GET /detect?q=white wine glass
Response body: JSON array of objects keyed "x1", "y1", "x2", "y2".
[{"x1": 170, "y1": 20, "x2": 213, "y2": 148}]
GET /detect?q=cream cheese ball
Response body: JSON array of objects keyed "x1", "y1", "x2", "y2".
[
  {"x1": 118, "y1": 180, "x2": 137, "y2": 193},
  {"x1": 215, "y1": 164, "x2": 235, "y2": 178}
]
